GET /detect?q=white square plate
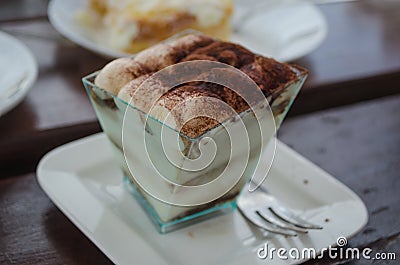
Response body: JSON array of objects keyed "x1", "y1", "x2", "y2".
[{"x1": 37, "y1": 133, "x2": 367, "y2": 265}]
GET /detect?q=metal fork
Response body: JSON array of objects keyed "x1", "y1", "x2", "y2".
[{"x1": 237, "y1": 187, "x2": 323, "y2": 237}]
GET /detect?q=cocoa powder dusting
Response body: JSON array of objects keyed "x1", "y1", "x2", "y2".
[{"x1": 114, "y1": 34, "x2": 306, "y2": 138}]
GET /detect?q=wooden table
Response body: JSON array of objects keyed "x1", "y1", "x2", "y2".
[{"x1": 0, "y1": 0, "x2": 399, "y2": 264}]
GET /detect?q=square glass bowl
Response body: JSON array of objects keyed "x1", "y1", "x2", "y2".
[{"x1": 83, "y1": 65, "x2": 306, "y2": 233}]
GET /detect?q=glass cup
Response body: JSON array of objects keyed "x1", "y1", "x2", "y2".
[{"x1": 82, "y1": 48, "x2": 307, "y2": 234}]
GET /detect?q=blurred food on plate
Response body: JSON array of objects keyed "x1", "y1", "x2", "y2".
[{"x1": 76, "y1": 0, "x2": 233, "y2": 54}]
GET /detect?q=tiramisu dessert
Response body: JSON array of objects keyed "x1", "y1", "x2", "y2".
[
  {"x1": 77, "y1": 0, "x2": 233, "y2": 54},
  {"x1": 83, "y1": 33, "x2": 307, "y2": 232}
]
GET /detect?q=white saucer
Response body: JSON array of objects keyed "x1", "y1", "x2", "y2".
[
  {"x1": 0, "y1": 31, "x2": 38, "y2": 116},
  {"x1": 37, "y1": 133, "x2": 367, "y2": 265},
  {"x1": 232, "y1": 1, "x2": 327, "y2": 61},
  {"x1": 48, "y1": 0, "x2": 327, "y2": 61}
]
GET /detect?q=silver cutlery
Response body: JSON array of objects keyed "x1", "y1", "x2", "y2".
[{"x1": 237, "y1": 186, "x2": 323, "y2": 236}]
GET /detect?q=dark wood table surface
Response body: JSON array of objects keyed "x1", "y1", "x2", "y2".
[{"x1": 0, "y1": 0, "x2": 399, "y2": 264}]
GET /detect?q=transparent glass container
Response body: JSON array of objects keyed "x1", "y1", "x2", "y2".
[{"x1": 83, "y1": 64, "x2": 306, "y2": 233}]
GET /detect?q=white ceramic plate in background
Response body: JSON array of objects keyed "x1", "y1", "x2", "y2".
[
  {"x1": 232, "y1": 0, "x2": 327, "y2": 61},
  {"x1": 0, "y1": 31, "x2": 38, "y2": 116},
  {"x1": 48, "y1": 0, "x2": 126, "y2": 59},
  {"x1": 37, "y1": 133, "x2": 367, "y2": 265},
  {"x1": 48, "y1": 0, "x2": 327, "y2": 61}
]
